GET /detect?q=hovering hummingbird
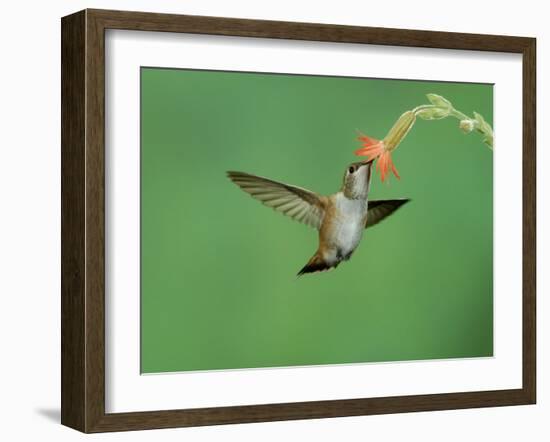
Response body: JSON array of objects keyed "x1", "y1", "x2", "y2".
[{"x1": 227, "y1": 160, "x2": 409, "y2": 276}]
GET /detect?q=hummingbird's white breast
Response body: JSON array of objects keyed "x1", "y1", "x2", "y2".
[{"x1": 322, "y1": 193, "x2": 369, "y2": 263}]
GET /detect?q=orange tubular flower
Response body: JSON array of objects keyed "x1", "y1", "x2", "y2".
[
  {"x1": 355, "y1": 111, "x2": 416, "y2": 182},
  {"x1": 355, "y1": 135, "x2": 399, "y2": 182}
]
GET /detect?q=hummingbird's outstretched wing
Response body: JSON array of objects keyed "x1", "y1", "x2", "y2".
[
  {"x1": 366, "y1": 199, "x2": 410, "y2": 228},
  {"x1": 227, "y1": 171, "x2": 326, "y2": 229}
]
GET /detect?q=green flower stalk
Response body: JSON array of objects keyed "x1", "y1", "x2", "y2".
[
  {"x1": 355, "y1": 93, "x2": 493, "y2": 182},
  {"x1": 414, "y1": 94, "x2": 494, "y2": 149}
]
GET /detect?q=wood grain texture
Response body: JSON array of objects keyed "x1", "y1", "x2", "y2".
[
  {"x1": 89, "y1": 8, "x2": 532, "y2": 52},
  {"x1": 61, "y1": 8, "x2": 537, "y2": 433},
  {"x1": 61, "y1": 10, "x2": 86, "y2": 431},
  {"x1": 84, "y1": 9, "x2": 108, "y2": 432},
  {"x1": 522, "y1": 38, "x2": 536, "y2": 404}
]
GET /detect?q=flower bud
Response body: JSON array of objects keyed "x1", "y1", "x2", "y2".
[
  {"x1": 416, "y1": 107, "x2": 450, "y2": 120},
  {"x1": 426, "y1": 93, "x2": 452, "y2": 110},
  {"x1": 459, "y1": 119, "x2": 475, "y2": 133},
  {"x1": 383, "y1": 110, "x2": 416, "y2": 152}
]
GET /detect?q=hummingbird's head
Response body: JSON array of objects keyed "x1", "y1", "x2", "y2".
[{"x1": 342, "y1": 159, "x2": 374, "y2": 199}]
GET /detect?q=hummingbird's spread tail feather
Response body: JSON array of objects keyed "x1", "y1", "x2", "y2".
[{"x1": 297, "y1": 252, "x2": 337, "y2": 276}]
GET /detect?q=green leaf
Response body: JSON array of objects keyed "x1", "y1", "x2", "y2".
[{"x1": 426, "y1": 94, "x2": 452, "y2": 110}]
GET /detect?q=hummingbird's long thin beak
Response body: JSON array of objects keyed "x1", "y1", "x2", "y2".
[
  {"x1": 350, "y1": 158, "x2": 374, "y2": 169},
  {"x1": 359, "y1": 158, "x2": 375, "y2": 165}
]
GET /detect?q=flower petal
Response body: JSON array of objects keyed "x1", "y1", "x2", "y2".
[
  {"x1": 357, "y1": 133, "x2": 380, "y2": 146},
  {"x1": 354, "y1": 143, "x2": 384, "y2": 158},
  {"x1": 378, "y1": 152, "x2": 389, "y2": 182},
  {"x1": 388, "y1": 154, "x2": 400, "y2": 179}
]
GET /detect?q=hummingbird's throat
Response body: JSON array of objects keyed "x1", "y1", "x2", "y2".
[{"x1": 344, "y1": 169, "x2": 371, "y2": 200}]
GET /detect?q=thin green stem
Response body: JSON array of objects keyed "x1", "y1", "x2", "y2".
[
  {"x1": 409, "y1": 94, "x2": 493, "y2": 149},
  {"x1": 449, "y1": 109, "x2": 470, "y2": 121}
]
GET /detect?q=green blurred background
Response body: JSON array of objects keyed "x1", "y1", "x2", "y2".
[{"x1": 140, "y1": 68, "x2": 493, "y2": 373}]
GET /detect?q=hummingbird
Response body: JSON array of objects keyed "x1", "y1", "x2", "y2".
[{"x1": 227, "y1": 160, "x2": 409, "y2": 276}]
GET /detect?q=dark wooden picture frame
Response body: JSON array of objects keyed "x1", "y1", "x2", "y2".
[{"x1": 61, "y1": 8, "x2": 536, "y2": 433}]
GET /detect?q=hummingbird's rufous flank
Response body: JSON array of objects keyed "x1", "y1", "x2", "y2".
[{"x1": 227, "y1": 159, "x2": 410, "y2": 276}]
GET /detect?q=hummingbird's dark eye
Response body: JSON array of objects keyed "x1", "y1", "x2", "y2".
[{"x1": 348, "y1": 166, "x2": 355, "y2": 174}]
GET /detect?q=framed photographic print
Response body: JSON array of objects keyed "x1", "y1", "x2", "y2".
[{"x1": 61, "y1": 9, "x2": 536, "y2": 433}]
